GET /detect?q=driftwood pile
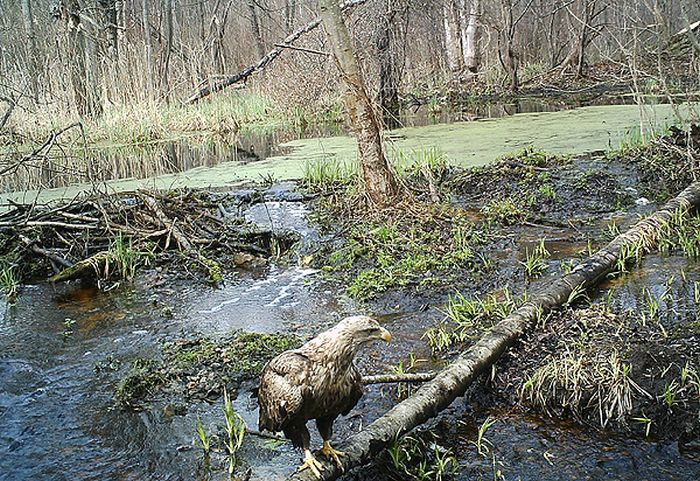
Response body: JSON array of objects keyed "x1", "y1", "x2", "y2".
[{"x1": 0, "y1": 188, "x2": 277, "y2": 283}]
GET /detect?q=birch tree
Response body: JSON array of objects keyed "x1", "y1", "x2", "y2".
[{"x1": 462, "y1": 0, "x2": 480, "y2": 74}]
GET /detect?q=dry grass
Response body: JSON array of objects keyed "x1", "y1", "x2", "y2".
[
  {"x1": 2, "y1": 91, "x2": 338, "y2": 151},
  {"x1": 513, "y1": 305, "x2": 700, "y2": 436}
]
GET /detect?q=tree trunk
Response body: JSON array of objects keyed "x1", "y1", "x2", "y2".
[
  {"x1": 377, "y1": 0, "x2": 408, "y2": 129},
  {"x1": 319, "y1": 0, "x2": 399, "y2": 206},
  {"x1": 63, "y1": 0, "x2": 102, "y2": 118},
  {"x1": 21, "y1": 0, "x2": 40, "y2": 103},
  {"x1": 247, "y1": 0, "x2": 266, "y2": 58},
  {"x1": 142, "y1": 0, "x2": 154, "y2": 97},
  {"x1": 499, "y1": 0, "x2": 519, "y2": 92},
  {"x1": 443, "y1": 0, "x2": 464, "y2": 78},
  {"x1": 161, "y1": 0, "x2": 174, "y2": 101},
  {"x1": 462, "y1": 0, "x2": 480, "y2": 74},
  {"x1": 560, "y1": 0, "x2": 605, "y2": 78},
  {"x1": 285, "y1": 0, "x2": 297, "y2": 33},
  {"x1": 115, "y1": 0, "x2": 124, "y2": 57},
  {"x1": 287, "y1": 181, "x2": 700, "y2": 481},
  {"x1": 100, "y1": 0, "x2": 120, "y2": 58}
]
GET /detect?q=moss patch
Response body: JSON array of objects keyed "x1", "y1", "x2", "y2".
[
  {"x1": 319, "y1": 205, "x2": 491, "y2": 301},
  {"x1": 115, "y1": 331, "x2": 301, "y2": 408}
]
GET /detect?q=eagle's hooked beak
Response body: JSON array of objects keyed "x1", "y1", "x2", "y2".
[{"x1": 379, "y1": 327, "x2": 392, "y2": 343}]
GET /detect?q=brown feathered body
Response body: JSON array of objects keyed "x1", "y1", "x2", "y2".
[{"x1": 258, "y1": 316, "x2": 388, "y2": 450}]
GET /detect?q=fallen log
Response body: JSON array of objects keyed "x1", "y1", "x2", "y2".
[
  {"x1": 186, "y1": 0, "x2": 367, "y2": 104},
  {"x1": 49, "y1": 251, "x2": 111, "y2": 283},
  {"x1": 288, "y1": 181, "x2": 700, "y2": 481}
]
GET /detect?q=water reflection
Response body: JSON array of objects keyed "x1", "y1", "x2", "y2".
[{"x1": 1, "y1": 96, "x2": 637, "y2": 194}]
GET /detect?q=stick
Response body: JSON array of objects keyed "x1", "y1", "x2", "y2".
[
  {"x1": 18, "y1": 235, "x2": 73, "y2": 269},
  {"x1": 140, "y1": 192, "x2": 193, "y2": 251},
  {"x1": 287, "y1": 181, "x2": 700, "y2": 481},
  {"x1": 273, "y1": 43, "x2": 330, "y2": 56},
  {"x1": 361, "y1": 372, "x2": 437, "y2": 385},
  {"x1": 0, "y1": 220, "x2": 98, "y2": 230}
]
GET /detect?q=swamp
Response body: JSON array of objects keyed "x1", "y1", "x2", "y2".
[{"x1": 2, "y1": 1, "x2": 700, "y2": 481}]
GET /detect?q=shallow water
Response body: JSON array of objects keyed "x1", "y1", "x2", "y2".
[
  {"x1": 2, "y1": 194, "x2": 699, "y2": 481},
  {"x1": 3, "y1": 100, "x2": 694, "y2": 207}
]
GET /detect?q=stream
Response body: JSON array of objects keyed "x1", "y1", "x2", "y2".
[{"x1": 2, "y1": 195, "x2": 700, "y2": 481}]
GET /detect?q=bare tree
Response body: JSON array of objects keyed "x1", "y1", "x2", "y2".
[
  {"x1": 377, "y1": 0, "x2": 409, "y2": 127},
  {"x1": 58, "y1": 0, "x2": 102, "y2": 117},
  {"x1": 560, "y1": 0, "x2": 607, "y2": 77},
  {"x1": 443, "y1": 0, "x2": 464, "y2": 77},
  {"x1": 247, "y1": 0, "x2": 266, "y2": 58},
  {"x1": 20, "y1": 0, "x2": 39, "y2": 102},
  {"x1": 496, "y1": 0, "x2": 533, "y2": 92},
  {"x1": 319, "y1": 0, "x2": 399, "y2": 206}
]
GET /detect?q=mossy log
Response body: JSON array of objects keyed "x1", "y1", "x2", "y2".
[
  {"x1": 288, "y1": 181, "x2": 700, "y2": 481},
  {"x1": 49, "y1": 251, "x2": 110, "y2": 283}
]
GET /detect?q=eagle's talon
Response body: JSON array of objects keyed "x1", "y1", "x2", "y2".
[
  {"x1": 299, "y1": 449, "x2": 324, "y2": 479},
  {"x1": 320, "y1": 441, "x2": 345, "y2": 470}
]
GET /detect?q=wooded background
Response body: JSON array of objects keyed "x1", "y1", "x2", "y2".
[{"x1": 1, "y1": 1, "x2": 698, "y2": 120}]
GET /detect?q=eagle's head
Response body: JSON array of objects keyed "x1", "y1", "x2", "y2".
[{"x1": 336, "y1": 315, "x2": 392, "y2": 349}]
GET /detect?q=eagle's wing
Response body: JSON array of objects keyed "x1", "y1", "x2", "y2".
[
  {"x1": 340, "y1": 364, "x2": 364, "y2": 416},
  {"x1": 257, "y1": 350, "x2": 313, "y2": 432}
]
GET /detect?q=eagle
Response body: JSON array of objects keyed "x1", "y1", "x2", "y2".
[{"x1": 257, "y1": 316, "x2": 392, "y2": 478}]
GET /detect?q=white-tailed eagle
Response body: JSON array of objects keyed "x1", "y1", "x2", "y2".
[{"x1": 257, "y1": 316, "x2": 392, "y2": 477}]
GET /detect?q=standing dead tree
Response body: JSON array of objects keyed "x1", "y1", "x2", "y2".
[{"x1": 287, "y1": 180, "x2": 700, "y2": 481}]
